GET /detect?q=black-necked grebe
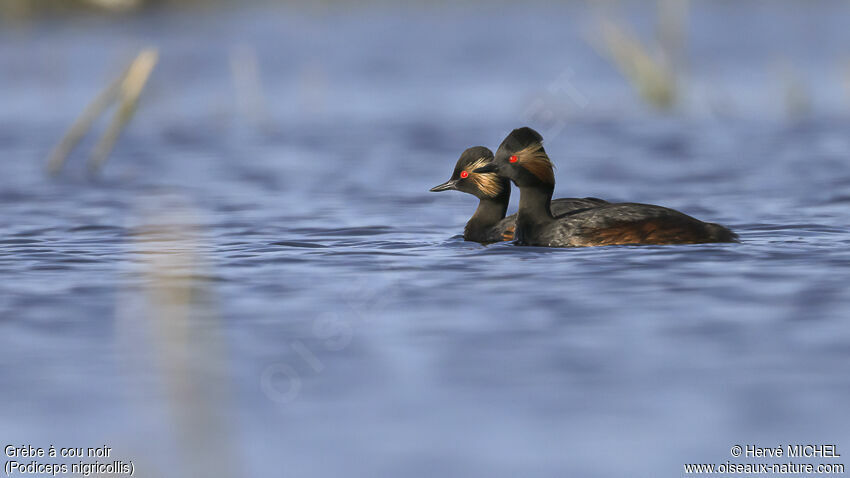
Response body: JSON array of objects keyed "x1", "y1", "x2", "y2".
[
  {"x1": 430, "y1": 146, "x2": 607, "y2": 243},
  {"x1": 473, "y1": 127, "x2": 738, "y2": 247}
]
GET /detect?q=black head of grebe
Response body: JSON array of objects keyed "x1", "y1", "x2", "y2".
[
  {"x1": 429, "y1": 146, "x2": 509, "y2": 200},
  {"x1": 473, "y1": 127, "x2": 555, "y2": 190}
]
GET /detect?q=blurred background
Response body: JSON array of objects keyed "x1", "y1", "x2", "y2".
[{"x1": 2, "y1": 1, "x2": 849, "y2": 477}]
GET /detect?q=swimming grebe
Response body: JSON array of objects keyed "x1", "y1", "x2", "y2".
[
  {"x1": 473, "y1": 127, "x2": 738, "y2": 247},
  {"x1": 430, "y1": 146, "x2": 606, "y2": 243}
]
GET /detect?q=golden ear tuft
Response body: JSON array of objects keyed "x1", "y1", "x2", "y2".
[
  {"x1": 465, "y1": 157, "x2": 503, "y2": 197},
  {"x1": 515, "y1": 142, "x2": 555, "y2": 185}
]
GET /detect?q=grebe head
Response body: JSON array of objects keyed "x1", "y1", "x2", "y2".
[
  {"x1": 474, "y1": 127, "x2": 555, "y2": 188},
  {"x1": 429, "y1": 146, "x2": 508, "y2": 199}
]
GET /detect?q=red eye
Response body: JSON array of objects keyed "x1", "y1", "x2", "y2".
[
  {"x1": 460, "y1": 171, "x2": 469, "y2": 178},
  {"x1": 509, "y1": 155, "x2": 518, "y2": 163}
]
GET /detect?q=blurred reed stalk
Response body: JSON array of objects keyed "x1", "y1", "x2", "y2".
[
  {"x1": 593, "y1": 0, "x2": 688, "y2": 110},
  {"x1": 46, "y1": 49, "x2": 158, "y2": 175},
  {"x1": 131, "y1": 205, "x2": 237, "y2": 478}
]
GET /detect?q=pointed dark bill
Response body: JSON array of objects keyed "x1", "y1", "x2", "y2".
[{"x1": 429, "y1": 179, "x2": 459, "y2": 192}]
